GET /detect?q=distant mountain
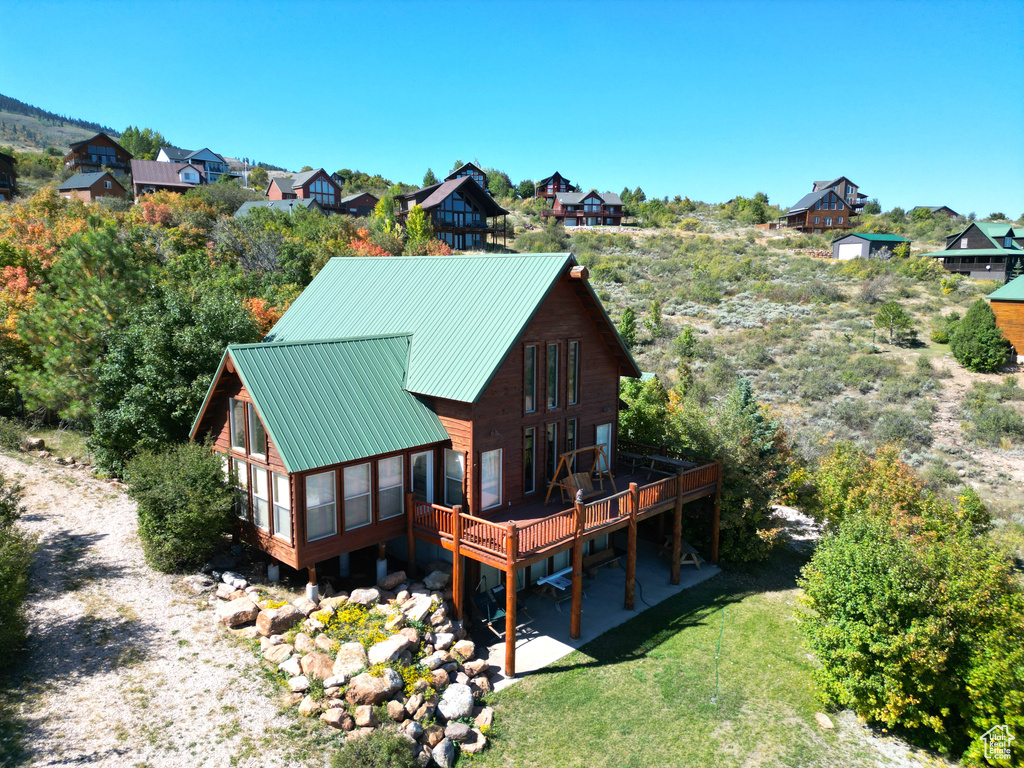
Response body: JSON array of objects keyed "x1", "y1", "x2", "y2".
[{"x1": 0, "y1": 92, "x2": 118, "y2": 153}]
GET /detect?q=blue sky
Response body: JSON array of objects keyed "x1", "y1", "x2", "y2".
[{"x1": 2, "y1": 0, "x2": 1022, "y2": 215}]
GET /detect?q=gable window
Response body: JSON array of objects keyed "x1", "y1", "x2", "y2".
[
  {"x1": 229, "y1": 398, "x2": 246, "y2": 452},
  {"x1": 815, "y1": 202, "x2": 821, "y2": 210},
  {"x1": 1005, "y1": 236, "x2": 1013, "y2": 248},
  {"x1": 846, "y1": 184, "x2": 853, "y2": 194},
  {"x1": 444, "y1": 449, "x2": 464, "y2": 507},
  {"x1": 378, "y1": 456, "x2": 404, "y2": 520},
  {"x1": 343, "y1": 463, "x2": 372, "y2": 529},
  {"x1": 546, "y1": 423, "x2": 558, "y2": 481},
  {"x1": 838, "y1": 201, "x2": 844, "y2": 210},
  {"x1": 252, "y1": 466, "x2": 270, "y2": 530},
  {"x1": 960, "y1": 239, "x2": 969, "y2": 249},
  {"x1": 480, "y1": 449, "x2": 502, "y2": 510},
  {"x1": 248, "y1": 403, "x2": 266, "y2": 458},
  {"x1": 305, "y1": 471, "x2": 337, "y2": 541},
  {"x1": 524, "y1": 428, "x2": 536, "y2": 494},
  {"x1": 272, "y1": 473, "x2": 291, "y2": 542},
  {"x1": 309, "y1": 177, "x2": 337, "y2": 206},
  {"x1": 232, "y1": 458, "x2": 249, "y2": 519},
  {"x1": 524, "y1": 345, "x2": 536, "y2": 413},
  {"x1": 546, "y1": 343, "x2": 559, "y2": 409},
  {"x1": 568, "y1": 341, "x2": 579, "y2": 405},
  {"x1": 103, "y1": 180, "x2": 112, "y2": 189}
]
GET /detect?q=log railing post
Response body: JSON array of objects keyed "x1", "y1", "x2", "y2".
[
  {"x1": 405, "y1": 493, "x2": 417, "y2": 578},
  {"x1": 452, "y1": 505, "x2": 463, "y2": 621},
  {"x1": 625, "y1": 482, "x2": 638, "y2": 610},
  {"x1": 710, "y1": 463, "x2": 722, "y2": 565},
  {"x1": 570, "y1": 500, "x2": 585, "y2": 639},
  {"x1": 505, "y1": 522, "x2": 518, "y2": 677},
  {"x1": 671, "y1": 471, "x2": 684, "y2": 586}
]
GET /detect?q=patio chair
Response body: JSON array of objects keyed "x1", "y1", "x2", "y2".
[{"x1": 472, "y1": 577, "x2": 534, "y2": 640}]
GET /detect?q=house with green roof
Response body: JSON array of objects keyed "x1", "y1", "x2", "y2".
[
  {"x1": 831, "y1": 232, "x2": 909, "y2": 260},
  {"x1": 922, "y1": 221, "x2": 1024, "y2": 282}
]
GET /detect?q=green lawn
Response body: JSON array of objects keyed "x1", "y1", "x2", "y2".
[{"x1": 474, "y1": 551, "x2": 903, "y2": 768}]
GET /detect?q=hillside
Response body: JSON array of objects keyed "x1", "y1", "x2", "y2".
[{"x1": 0, "y1": 93, "x2": 118, "y2": 153}]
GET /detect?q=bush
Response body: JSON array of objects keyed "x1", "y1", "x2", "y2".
[
  {"x1": 0, "y1": 473, "x2": 33, "y2": 669},
  {"x1": 949, "y1": 299, "x2": 1012, "y2": 372},
  {"x1": 331, "y1": 728, "x2": 416, "y2": 768},
  {"x1": 874, "y1": 409, "x2": 932, "y2": 451},
  {"x1": 930, "y1": 311, "x2": 960, "y2": 344},
  {"x1": 0, "y1": 417, "x2": 25, "y2": 450},
  {"x1": 123, "y1": 441, "x2": 234, "y2": 572},
  {"x1": 962, "y1": 382, "x2": 1024, "y2": 447}
]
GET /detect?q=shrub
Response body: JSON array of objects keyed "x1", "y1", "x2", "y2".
[
  {"x1": 331, "y1": 728, "x2": 417, "y2": 768},
  {"x1": 930, "y1": 311, "x2": 960, "y2": 344},
  {"x1": 0, "y1": 473, "x2": 33, "y2": 669},
  {"x1": 0, "y1": 417, "x2": 25, "y2": 451},
  {"x1": 874, "y1": 409, "x2": 932, "y2": 451},
  {"x1": 123, "y1": 441, "x2": 234, "y2": 572},
  {"x1": 949, "y1": 299, "x2": 1012, "y2": 372},
  {"x1": 962, "y1": 383, "x2": 1024, "y2": 447},
  {"x1": 874, "y1": 301, "x2": 916, "y2": 345}
]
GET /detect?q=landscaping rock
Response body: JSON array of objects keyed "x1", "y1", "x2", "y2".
[
  {"x1": 405, "y1": 693, "x2": 424, "y2": 717},
  {"x1": 215, "y1": 583, "x2": 236, "y2": 600},
  {"x1": 387, "y1": 700, "x2": 407, "y2": 722},
  {"x1": 293, "y1": 632, "x2": 315, "y2": 654},
  {"x1": 451, "y1": 639, "x2": 475, "y2": 661},
  {"x1": 404, "y1": 595, "x2": 435, "y2": 624},
  {"x1": 429, "y1": 605, "x2": 448, "y2": 626},
  {"x1": 256, "y1": 605, "x2": 303, "y2": 636},
  {"x1": 349, "y1": 587, "x2": 382, "y2": 606},
  {"x1": 403, "y1": 720, "x2": 423, "y2": 740},
  {"x1": 423, "y1": 570, "x2": 450, "y2": 590},
  {"x1": 319, "y1": 594, "x2": 348, "y2": 612},
  {"x1": 455, "y1": 672, "x2": 470, "y2": 686},
  {"x1": 297, "y1": 695, "x2": 324, "y2": 716},
  {"x1": 263, "y1": 643, "x2": 293, "y2": 665},
  {"x1": 228, "y1": 589, "x2": 248, "y2": 601},
  {"x1": 288, "y1": 675, "x2": 310, "y2": 693},
  {"x1": 278, "y1": 657, "x2": 302, "y2": 677},
  {"x1": 292, "y1": 596, "x2": 319, "y2": 616},
  {"x1": 217, "y1": 596, "x2": 259, "y2": 627},
  {"x1": 395, "y1": 589, "x2": 410, "y2": 603},
  {"x1": 445, "y1": 722, "x2": 472, "y2": 742},
  {"x1": 437, "y1": 683, "x2": 474, "y2": 721},
  {"x1": 424, "y1": 725, "x2": 445, "y2": 747},
  {"x1": 433, "y1": 633, "x2": 454, "y2": 651},
  {"x1": 182, "y1": 574, "x2": 216, "y2": 594},
  {"x1": 464, "y1": 659, "x2": 489, "y2": 677},
  {"x1": 222, "y1": 571, "x2": 247, "y2": 590},
  {"x1": 421, "y1": 652, "x2": 446, "y2": 670},
  {"x1": 333, "y1": 642, "x2": 369, "y2": 678},
  {"x1": 367, "y1": 633, "x2": 414, "y2": 666},
  {"x1": 461, "y1": 729, "x2": 488, "y2": 755},
  {"x1": 471, "y1": 675, "x2": 492, "y2": 694},
  {"x1": 384, "y1": 612, "x2": 405, "y2": 632},
  {"x1": 281, "y1": 692, "x2": 303, "y2": 708},
  {"x1": 473, "y1": 706, "x2": 494, "y2": 730},
  {"x1": 321, "y1": 709, "x2": 354, "y2": 730},
  {"x1": 378, "y1": 570, "x2": 407, "y2": 590},
  {"x1": 314, "y1": 633, "x2": 337, "y2": 652},
  {"x1": 413, "y1": 701, "x2": 436, "y2": 721},
  {"x1": 300, "y1": 651, "x2": 335, "y2": 680},
  {"x1": 815, "y1": 712, "x2": 834, "y2": 729},
  {"x1": 323, "y1": 674, "x2": 348, "y2": 689},
  {"x1": 431, "y1": 669, "x2": 449, "y2": 689},
  {"x1": 450, "y1": 620, "x2": 466, "y2": 640},
  {"x1": 354, "y1": 705, "x2": 378, "y2": 728},
  {"x1": 431, "y1": 738, "x2": 456, "y2": 768},
  {"x1": 399, "y1": 626, "x2": 420, "y2": 645},
  {"x1": 325, "y1": 697, "x2": 345, "y2": 708},
  {"x1": 415, "y1": 746, "x2": 432, "y2": 767},
  {"x1": 23, "y1": 437, "x2": 45, "y2": 451},
  {"x1": 345, "y1": 668, "x2": 402, "y2": 705}
]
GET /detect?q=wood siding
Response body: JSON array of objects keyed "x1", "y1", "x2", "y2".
[{"x1": 992, "y1": 300, "x2": 1024, "y2": 355}]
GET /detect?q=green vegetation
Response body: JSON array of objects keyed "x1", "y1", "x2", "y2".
[
  {"x1": 331, "y1": 728, "x2": 416, "y2": 768},
  {"x1": 961, "y1": 378, "x2": 1024, "y2": 447},
  {"x1": 949, "y1": 299, "x2": 1012, "y2": 373},
  {"x1": 873, "y1": 300, "x2": 915, "y2": 345},
  {"x1": 0, "y1": 474, "x2": 32, "y2": 670}
]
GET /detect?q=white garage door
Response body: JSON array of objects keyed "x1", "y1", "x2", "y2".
[{"x1": 837, "y1": 243, "x2": 862, "y2": 260}]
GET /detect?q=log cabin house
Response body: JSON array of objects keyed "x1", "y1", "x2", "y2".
[
  {"x1": 0, "y1": 152, "x2": 16, "y2": 202},
  {"x1": 395, "y1": 176, "x2": 509, "y2": 251},
  {"x1": 911, "y1": 205, "x2": 960, "y2": 219},
  {"x1": 339, "y1": 191, "x2": 379, "y2": 217},
  {"x1": 541, "y1": 189, "x2": 624, "y2": 227},
  {"x1": 57, "y1": 171, "x2": 127, "y2": 202},
  {"x1": 812, "y1": 176, "x2": 867, "y2": 210},
  {"x1": 922, "y1": 221, "x2": 1024, "y2": 282},
  {"x1": 779, "y1": 187, "x2": 857, "y2": 233},
  {"x1": 535, "y1": 172, "x2": 574, "y2": 203},
  {"x1": 63, "y1": 132, "x2": 133, "y2": 175},
  {"x1": 267, "y1": 169, "x2": 344, "y2": 214},
  {"x1": 445, "y1": 162, "x2": 488, "y2": 190},
  {"x1": 191, "y1": 253, "x2": 722, "y2": 675}
]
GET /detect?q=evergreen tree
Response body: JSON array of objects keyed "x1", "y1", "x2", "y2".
[
  {"x1": 422, "y1": 168, "x2": 438, "y2": 186},
  {"x1": 949, "y1": 299, "x2": 1012, "y2": 372},
  {"x1": 874, "y1": 301, "x2": 915, "y2": 344},
  {"x1": 618, "y1": 307, "x2": 637, "y2": 350}
]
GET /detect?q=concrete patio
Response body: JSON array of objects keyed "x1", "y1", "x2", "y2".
[{"x1": 480, "y1": 538, "x2": 721, "y2": 691}]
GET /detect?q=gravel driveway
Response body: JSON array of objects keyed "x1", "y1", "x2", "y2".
[{"x1": 2, "y1": 452, "x2": 297, "y2": 768}]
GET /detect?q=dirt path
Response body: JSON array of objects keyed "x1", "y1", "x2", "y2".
[{"x1": 3, "y1": 453, "x2": 294, "y2": 768}]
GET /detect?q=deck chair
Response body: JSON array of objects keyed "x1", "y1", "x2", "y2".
[{"x1": 472, "y1": 577, "x2": 534, "y2": 640}]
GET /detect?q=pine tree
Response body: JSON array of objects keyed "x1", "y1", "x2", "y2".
[
  {"x1": 949, "y1": 299, "x2": 1012, "y2": 372},
  {"x1": 423, "y1": 168, "x2": 438, "y2": 186},
  {"x1": 618, "y1": 307, "x2": 637, "y2": 350}
]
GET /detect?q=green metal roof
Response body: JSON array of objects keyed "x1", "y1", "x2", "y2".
[
  {"x1": 987, "y1": 276, "x2": 1024, "y2": 301},
  {"x1": 192, "y1": 335, "x2": 451, "y2": 473},
  {"x1": 265, "y1": 254, "x2": 638, "y2": 403},
  {"x1": 923, "y1": 249, "x2": 1020, "y2": 258},
  {"x1": 842, "y1": 233, "x2": 907, "y2": 242}
]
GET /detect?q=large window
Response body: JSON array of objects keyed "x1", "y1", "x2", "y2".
[
  {"x1": 568, "y1": 341, "x2": 579, "y2": 405},
  {"x1": 308, "y1": 177, "x2": 336, "y2": 206},
  {"x1": 524, "y1": 428, "x2": 535, "y2": 495},
  {"x1": 344, "y1": 463, "x2": 372, "y2": 529},
  {"x1": 960, "y1": 239, "x2": 969, "y2": 248},
  {"x1": 229, "y1": 398, "x2": 246, "y2": 451},
  {"x1": 435, "y1": 190, "x2": 484, "y2": 229},
  {"x1": 546, "y1": 343, "x2": 559, "y2": 409},
  {"x1": 252, "y1": 466, "x2": 269, "y2": 531},
  {"x1": 411, "y1": 451, "x2": 433, "y2": 502},
  {"x1": 378, "y1": 456, "x2": 404, "y2": 520},
  {"x1": 232, "y1": 458, "x2": 248, "y2": 519},
  {"x1": 272, "y1": 473, "x2": 291, "y2": 542},
  {"x1": 305, "y1": 471, "x2": 337, "y2": 542},
  {"x1": 248, "y1": 403, "x2": 266, "y2": 458},
  {"x1": 481, "y1": 449, "x2": 502, "y2": 510},
  {"x1": 825, "y1": 217, "x2": 833, "y2": 226},
  {"x1": 444, "y1": 449, "x2": 464, "y2": 507},
  {"x1": 583, "y1": 197, "x2": 602, "y2": 212},
  {"x1": 546, "y1": 423, "x2": 558, "y2": 481},
  {"x1": 524, "y1": 345, "x2": 536, "y2": 413}
]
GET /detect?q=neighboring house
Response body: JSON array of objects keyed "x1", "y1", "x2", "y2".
[
  {"x1": 831, "y1": 233, "x2": 909, "y2": 260},
  {"x1": 922, "y1": 221, "x2": 1024, "y2": 281},
  {"x1": 535, "y1": 172, "x2": 573, "y2": 203},
  {"x1": 0, "y1": 152, "x2": 16, "y2": 201},
  {"x1": 445, "y1": 162, "x2": 488, "y2": 190},
  {"x1": 130, "y1": 159, "x2": 205, "y2": 199},
  {"x1": 157, "y1": 146, "x2": 232, "y2": 182},
  {"x1": 988, "y1": 276, "x2": 1024, "y2": 358},
  {"x1": 812, "y1": 176, "x2": 867, "y2": 210},
  {"x1": 396, "y1": 176, "x2": 509, "y2": 250},
  {"x1": 57, "y1": 172, "x2": 127, "y2": 202},
  {"x1": 542, "y1": 189, "x2": 624, "y2": 227},
  {"x1": 267, "y1": 169, "x2": 343, "y2": 213},
  {"x1": 63, "y1": 132, "x2": 133, "y2": 174},
  {"x1": 340, "y1": 192, "x2": 378, "y2": 217},
  {"x1": 190, "y1": 253, "x2": 722, "y2": 676},
  {"x1": 234, "y1": 199, "x2": 325, "y2": 218},
  {"x1": 911, "y1": 205, "x2": 960, "y2": 219},
  {"x1": 779, "y1": 188, "x2": 856, "y2": 233}
]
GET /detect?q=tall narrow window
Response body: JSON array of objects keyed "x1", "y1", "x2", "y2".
[
  {"x1": 272, "y1": 473, "x2": 291, "y2": 542},
  {"x1": 546, "y1": 423, "x2": 558, "y2": 481},
  {"x1": 411, "y1": 451, "x2": 433, "y2": 502},
  {"x1": 444, "y1": 449, "x2": 464, "y2": 507},
  {"x1": 481, "y1": 449, "x2": 502, "y2": 510},
  {"x1": 344, "y1": 463, "x2": 372, "y2": 529},
  {"x1": 566, "y1": 418, "x2": 578, "y2": 471},
  {"x1": 378, "y1": 456, "x2": 404, "y2": 520},
  {"x1": 524, "y1": 428, "x2": 535, "y2": 494},
  {"x1": 595, "y1": 423, "x2": 612, "y2": 473},
  {"x1": 524, "y1": 345, "x2": 536, "y2": 413},
  {"x1": 546, "y1": 343, "x2": 559, "y2": 409},
  {"x1": 232, "y1": 458, "x2": 248, "y2": 519},
  {"x1": 305, "y1": 471, "x2": 336, "y2": 541},
  {"x1": 248, "y1": 403, "x2": 266, "y2": 458},
  {"x1": 252, "y1": 466, "x2": 269, "y2": 531},
  {"x1": 568, "y1": 341, "x2": 579, "y2": 405},
  {"x1": 229, "y1": 398, "x2": 245, "y2": 451}
]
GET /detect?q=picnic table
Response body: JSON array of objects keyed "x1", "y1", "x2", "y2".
[
  {"x1": 649, "y1": 455, "x2": 699, "y2": 474},
  {"x1": 533, "y1": 566, "x2": 586, "y2": 612}
]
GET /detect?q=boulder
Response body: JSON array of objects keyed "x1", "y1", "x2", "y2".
[
  {"x1": 345, "y1": 668, "x2": 402, "y2": 705},
  {"x1": 297, "y1": 695, "x2": 323, "y2": 716},
  {"x1": 217, "y1": 597, "x2": 259, "y2": 627},
  {"x1": 354, "y1": 705, "x2": 378, "y2": 728},
  {"x1": 433, "y1": 633, "x2": 454, "y2": 651},
  {"x1": 22, "y1": 437, "x2": 45, "y2": 451},
  {"x1": 424, "y1": 725, "x2": 445, "y2": 747},
  {"x1": 333, "y1": 642, "x2": 369, "y2": 678},
  {"x1": 256, "y1": 605, "x2": 303, "y2": 637},
  {"x1": 413, "y1": 700, "x2": 436, "y2": 722},
  {"x1": 323, "y1": 674, "x2": 348, "y2": 689},
  {"x1": 431, "y1": 738, "x2": 456, "y2": 768},
  {"x1": 368, "y1": 634, "x2": 414, "y2": 666},
  {"x1": 321, "y1": 709, "x2": 354, "y2": 730},
  {"x1": 461, "y1": 729, "x2": 488, "y2": 755},
  {"x1": 429, "y1": 605, "x2": 448, "y2": 626},
  {"x1": 399, "y1": 627, "x2": 420, "y2": 645},
  {"x1": 398, "y1": 650, "x2": 413, "y2": 667},
  {"x1": 437, "y1": 683, "x2": 474, "y2": 721},
  {"x1": 471, "y1": 675, "x2": 493, "y2": 694},
  {"x1": 221, "y1": 571, "x2": 247, "y2": 590},
  {"x1": 431, "y1": 669, "x2": 449, "y2": 689},
  {"x1": 815, "y1": 712, "x2": 834, "y2": 730},
  {"x1": 349, "y1": 587, "x2": 382, "y2": 606},
  {"x1": 346, "y1": 727, "x2": 375, "y2": 742},
  {"x1": 423, "y1": 570, "x2": 450, "y2": 590},
  {"x1": 278, "y1": 657, "x2": 302, "y2": 677},
  {"x1": 451, "y1": 639, "x2": 475, "y2": 661},
  {"x1": 421, "y1": 652, "x2": 446, "y2": 670},
  {"x1": 182, "y1": 574, "x2": 216, "y2": 594},
  {"x1": 293, "y1": 632, "x2": 315, "y2": 654},
  {"x1": 319, "y1": 594, "x2": 348, "y2": 612},
  {"x1": 292, "y1": 596, "x2": 319, "y2": 617},
  {"x1": 263, "y1": 643, "x2": 293, "y2": 665},
  {"x1": 403, "y1": 719, "x2": 424, "y2": 740},
  {"x1": 455, "y1": 672, "x2": 470, "y2": 687},
  {"x1": 378, "y1": 570, "x2": 407, "y2": 590},
  {"x1": 405, "y1": 693, "x2": 424, "y2": 718},
  {"x1": 387, "y1": 700, "x2": 407, "y2": 722},
  {"x1": 299, "y1": 651, "x2": 335, "y2": 680},
  {"x1": 215, "y1": 583, "x2": 236, "y2": 600},
  {"x1": 288, "y1": 675, "x2": 310, "y2": 693},
  {"x1": 384, "y1": 612, "x2": 405, "y2": 633},
  {"x1": 464, "y1": 659, "x2": 489, "y2": 677},
  {"x1": 445, "y1": 722, "x2": 473, "y2": 742},
  {"x1": 314, "y1": 634, "x2": 337, "y2": 653},
  {"x1": 325, "y1": 697, "x2": 345, "y2": 708},
  {"x1": 402, "y1": 594, "x2": 434, "y2": 624},
  {"x1": 395, "y1": 589, "x2": 410, "y2": 603},
  {"x1": 228, "y1": 589, "x2": 248, "y2": 601},
  {"x1": 473, "y1": 706, "x2": 494, "y2": 730},
  {"x1": 281, "y1": 692, "x2": 303, "y2": 708}
]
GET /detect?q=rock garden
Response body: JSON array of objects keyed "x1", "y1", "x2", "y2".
[{"x1": 198, "y1": 565, "x2": 496, "y2": 767}]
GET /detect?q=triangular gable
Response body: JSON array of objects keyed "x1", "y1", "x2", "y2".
[
  {"x1": 186, "y1": 148, "x2": 226, "y2": 164},
  {"x1": 445, "y1": 161, "x2": 487, "y2": 181}
]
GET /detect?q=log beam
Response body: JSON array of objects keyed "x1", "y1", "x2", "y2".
[
  {"x1": 405, "y1": 493, "x2": 416, "y2": 578},
  {"x1": 625, "y1": 482, "x2": 638, "y2": 610},
  {"x1": 671, "y1": 471, "x2": 684, "y2": 586},
  {"x1": 570, "y1": 500, "x2": 585, "y2": 639},
  {"x1": 504, "y1": 522, "x2": 518, "y2": 677},
  {"x1": 452, "y1": 505, "x2": 463, "y2": 621}
]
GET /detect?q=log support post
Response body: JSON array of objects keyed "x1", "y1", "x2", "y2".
[
  {"x1": 671, "y1": 471, "x2": 684, "y2": 586},
  {"x1": 452, "y1": 505, "x2": 463, "y2": 621},
  {"x1": 711, "y1": 468, "x2": 721, "y2": 565},
  {"x1": 625, "y1": 482, "x2": 638, "y2": 610},
  {"x1": 405, "y1": 493, "x2": 417, "y2": 578},
  {"x1": 306, "y1": 563, "x2": 319, "y2": 604},
  {"x1": 570, "y1": 500, "x2": 585, "y2": 639},
  {"x1": 504, "y1": 522, "x2": 519, "y2": 677}
]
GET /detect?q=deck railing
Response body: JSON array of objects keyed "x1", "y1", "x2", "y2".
[
  {"x1": 583, "y1": 489, "x2": 630, "y2": 531},
  {"x1": 412, "y1": 500, "x2": 454, "y2": 537},
  {"x1": 459, "y1": 514, "x2": 508, "y2": 559},
  {"x1": 638, "y1": 475, "x2": 677, "y2": 510},
  {"x1": 517, "y1": 508, "x2": 576, "y2": 555}
]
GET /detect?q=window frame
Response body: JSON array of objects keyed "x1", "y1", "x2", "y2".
[
  {"x1": 480, "y1": 449, "x2": 503, "y2": 510},
  {"x1": 304, "y1": 470, "x2": 337, "y2": 543},
  {"x1": 229, "y1": 398, "x2": 246, "y2": 453},
  {"x1": 251, "y1": 465, "x2": 270, "y2": 531},
  {"x1": 343, "y1": 462, "x2": 373, "y2": 531},
  {"x1": 524, "y1": 344, "x2": 537, "y2": 414},
  {"x1": 247, "y1": 402, "x2": 266, "y2": 460},
  {"x1": 444, "y1": 449, "x2": 465, "y2": 507},
  {"x1": 567, "y1": 340, "x2": 580, "y2": 406},
  {"x1": 545, "y1": 422, "x2": 558, "y2": 482},
  {"x1": 272, "y1": 472, "x2": 291, "y2": 542},
  {"x1": 232, "y1": 457, "x2": 249, "y2": 521},
  {"x1": 523, "y1": 428, "x2": 536, "y2": 495},
  {"x1": 377, "y1": 455, "x2": 404, "y2": 520},
  {"x1": 546, "y1": 343, "x2": 559, "y2": 410}
]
